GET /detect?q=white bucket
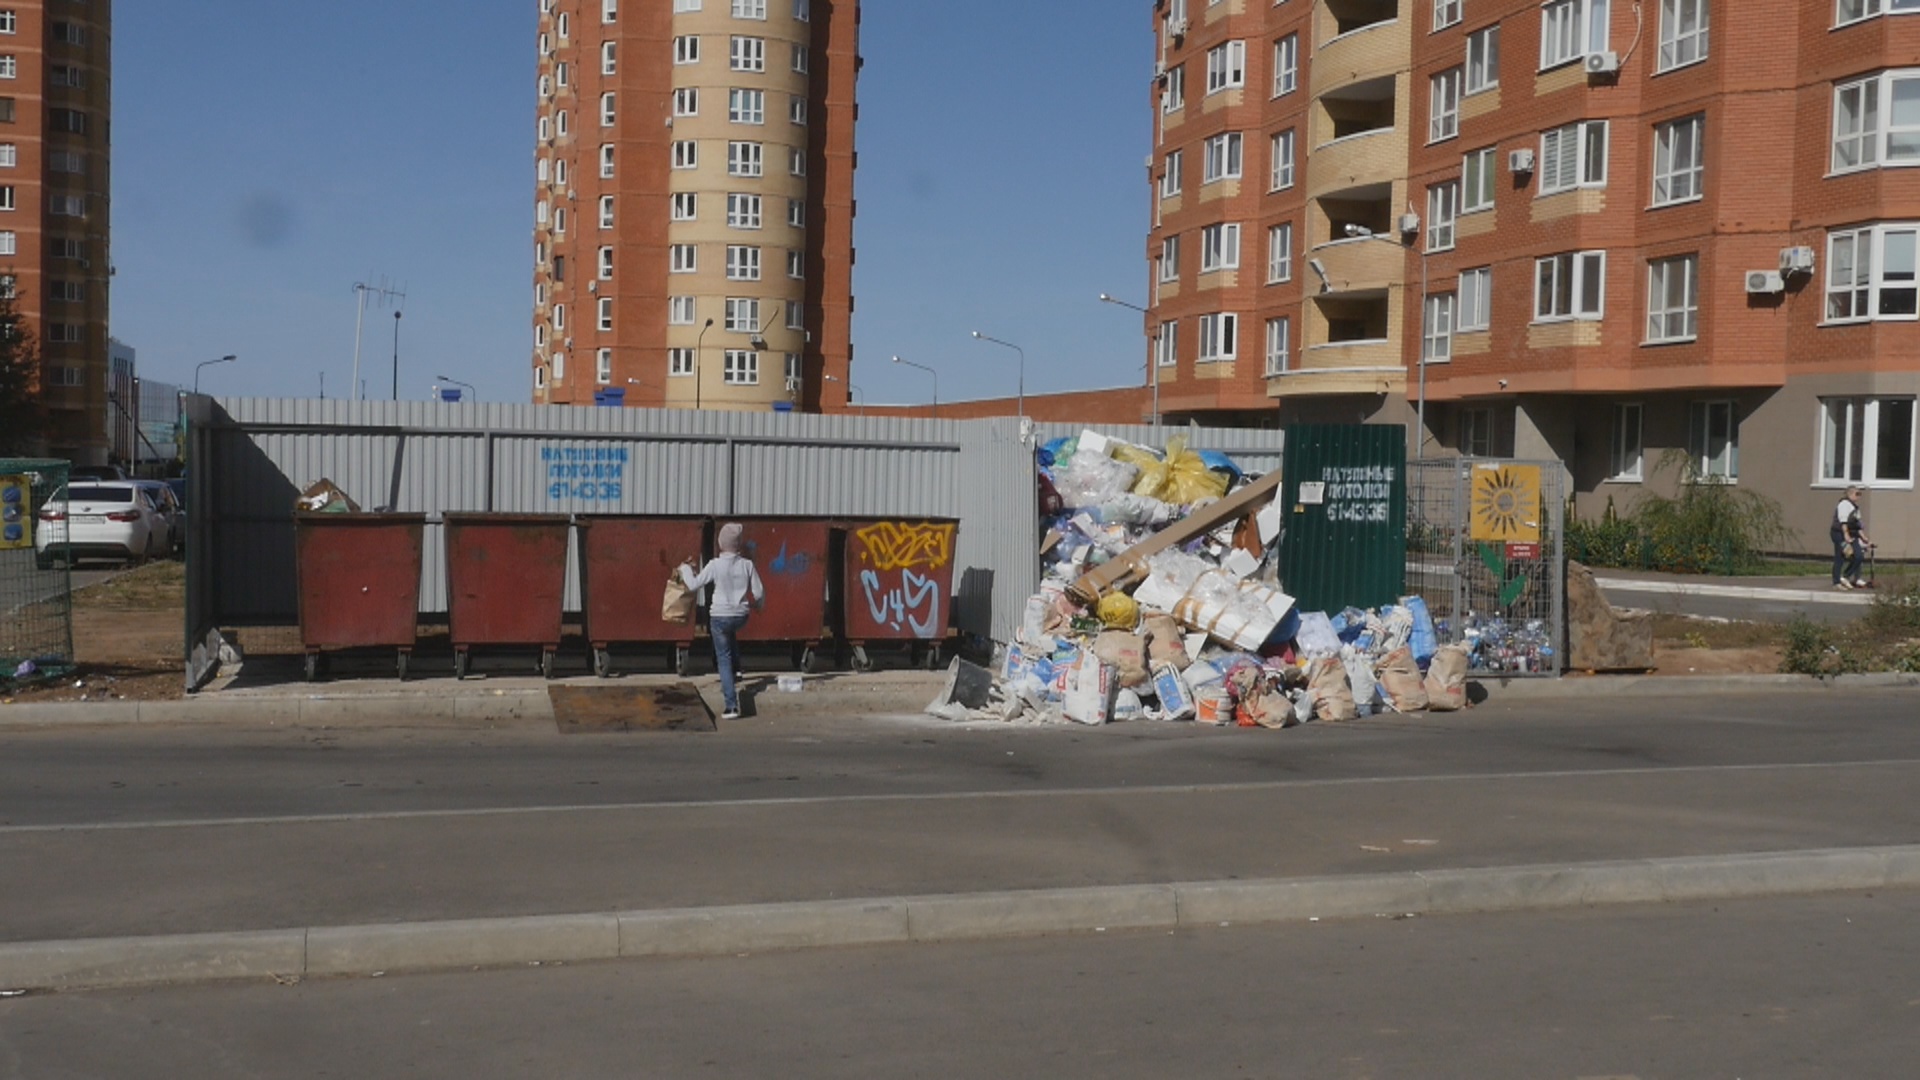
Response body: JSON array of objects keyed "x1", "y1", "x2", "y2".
[{"x1": 777, "y1": 674, "x2": 804, "y2": 693}]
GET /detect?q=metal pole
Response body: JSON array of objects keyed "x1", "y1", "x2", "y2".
[
  {"x1": 695, "y1": 318, "x2": 713, "y2": 411},
  {"x1": 970, "y1": 331, "x2": 1025, "y2": 420},
  {"x1": 1098, "y1": 294, "x2": 1155, "y2": 435},
  {"x1": 891, "y1": 356, "x2": 939, "y2": 418},
  {"x1": 350, "y1": 285, "x2": 367, "y2": 402},
  {"x1": 391, "y1": 310, "x2": 402, "y2": 402},
  {"x1": 1418, "y1": 247, "x2": 1429, "y2": 460}
]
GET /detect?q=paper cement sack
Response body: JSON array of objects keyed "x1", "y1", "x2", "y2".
[
  {"x1": 1151, "y1": 663, "x2": 1195, "y2": 721},
  {"x1": 1062, "y1": 655, "x2": 1117, "y2": 726},
  {"x1": 1378, "y1": 646, "x2": 1430, "y2": 713},
  {"x1": 1424, "y1": 644, "x2": 1470, "y2": 711}
]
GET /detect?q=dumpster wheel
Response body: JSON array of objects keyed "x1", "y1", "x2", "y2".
[
  {"x1": 593, "y1": 647, "x2": 612, "y2": 679},
  {"x1": 303, "y1": 652, "x2": 322, "y2": 683},
  {"x1": 800, "y1": 645, "x2": 825, "y2": 676},
  {"x1": 454, "y1": 650, "x2": 471, "y2": 679},
  {"x1": 674, "y1": 646, "x2": 693, "y2": 677},
  {"x1": 396, "y1": 651, "x2": 410, "y2": 682},
  {"x1": 540, "y1": 649, "x2": 557, "y2": 680},
  {"x1": 850, "y1": 645, "x2": 873, "y2": 674}
]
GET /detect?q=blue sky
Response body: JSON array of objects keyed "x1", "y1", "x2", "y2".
[{"x1": 112, "y1": 1, "x2": 1154, "y2": 407}]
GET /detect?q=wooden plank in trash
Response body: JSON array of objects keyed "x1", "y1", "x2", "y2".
[
  {"x1": 550, "y1": 683, "x2": 717, "y2": 734},
  {"x1": 1067, "y1": 469, "x2": 1285, "y2": 605}
]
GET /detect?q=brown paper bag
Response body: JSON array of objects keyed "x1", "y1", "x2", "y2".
[
  {"x1": 662, "y1": 573, "x2": 696, "y2": 624},
  {"x1": 1308, "y1": 658, "x2": 1357, "y2": 722},
  {"x1": 1424, "y1": 645, "x2": 1469, "y2": 711},
  {"x1": 1378, "y1": 646, "x2": 1430, "y2": 712}
]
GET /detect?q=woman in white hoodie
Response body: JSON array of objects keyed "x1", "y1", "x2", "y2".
[{"x1": 680, "y1": 522, "x2": 765, "y2": 718}]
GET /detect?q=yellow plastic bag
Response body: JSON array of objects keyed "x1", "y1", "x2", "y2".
[
  {"x1": 1110, "y1": 442, "x2": 1170, "y2": 500},
  {"x1": 1096, "y1": 591, "x2": 1140, "y2": 630},
  {"x1": 1162, "y1": 437, "x2": 1230, "y2": 505}
]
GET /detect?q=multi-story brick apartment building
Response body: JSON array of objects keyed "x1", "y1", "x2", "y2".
[
  {"x1": 1147, "y1": 0, "x2": 1920, "y2": 557},
  {"x1": 6, "y1": 0, "x2": 112, "y2": 465},
  {"x1": 530, "y1": 0, "x2": 856, "y2": 413}
]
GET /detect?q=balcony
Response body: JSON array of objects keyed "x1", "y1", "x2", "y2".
[
  {"x1": 1311, "y1": 8, "x2": 1410, "y2": 100},
  {"x1": 1267, "y1": 290, "x2": 1408, "y2": 398},
  {"x1": 1307, "y1": 231, "x2": 1406, "y2": 293}
]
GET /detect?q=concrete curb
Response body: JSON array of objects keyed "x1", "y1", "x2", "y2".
[
  {"x1": 1594, "y1": 576, "x2": 1875, "y2": 605},
  {"x1": 1470, "y1": 672, "x2": 1920, "y2": 698},
  {"x1": 6, "y1": 845, "x2": 1918, "y2": 992}
]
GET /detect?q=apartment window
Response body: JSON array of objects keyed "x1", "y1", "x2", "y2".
[
  {"x1": 537, "y1": 157, "x2": 551, "y2": 184},
  {"x1": 48, "y1": 365, "x2": 83, "y2": 385},
  {"x1": 1462, "y1": 147, "x2": 1496, "y2": 211},
  {"x1": 0, "y1": 13, "x2": 13, "y2": 34},
  {"x1": 1458, "y1": 267, "x2": 1492, "y2": 330},
  {"x1": 1430, "y1": 68, "x2": 1462, "y2": 143},
  {"x1": 602, "y1": 41, "x2": 617, "y2": 75},
  {"x1": 733, "y1": 0, "x2": 767, "y2": 17},
  {"x1": 726, "y1": 245, "x2": 761, "y2": 280},
  {"x1": 0, "y1": 230, "x2": 13, "y2": 256},
  {"x1": 788, "y1": 199, "x2": 805, "y2": 228},
  {"x1": 730, "y1": 36, "x2": 766, "y2": 72},
  {"x1": 555, "y1": 110, "x2": 570, "y2": 137},
  {"x1": 790, "y1": 97, "x2": 807, "y2": 125},
  {"x1": 1197, "y1": 312, "x2": 1238, "y2": 362},
  {"x1": 1269, "y1": 130, "x2": 1294, "y2": 190},
  {"x1": 537, "y1": 199, "x2": 550, "y2": 226},
  {"x1": 794, "y1": 0, "x2": 811, "y2": 19},
  {"x1": 1427, "y1": 181, "x2": 1459, "y2": 251},
  {"x1": 1541, "y1": 0, "x2": 1610, "y2": 69},
  {"x1": 598, "y1": 195, "x2": 614, "y2": 229},
  {"x1": 596, "y1": 93, "x2": 615, "y2": 127},
  {"x1": 792, "y1": 44, "x2": 810, "y2": 74},
  {"x1": 1652, "y1": 114, "x2": 1704, "y2": 204},
  {"x1": 0, "y1": 98, "x2": 13, "y2": 124},
  {"x1": 1826, "y1": 70, "x2": 1920, "y2": 172},
  {"x1": 1534, "y1": 250, "x2": 1607, "y2": 320},
  {"x1": 51, "y1": 238, "x2": 80, "y2": 261},
  {"x1": 1200, "y1": 222, "x2": 1240, "y2": 272},
  {"x1": 53, "y1": 195, "x2": 87, "y2": 218},
  {"x1": 1600, "y1": 403, "x2": 1647, "y2": 481},
  {"x1": 1658, "y1": 0, "x2": 1709, "y2": 70},
  {"x1": 534, "y1": 364, "x2": 549, "y2": 392},
  {"x1": 1162, "y1": 66, "x2": 1185, "y2": 112},
  {"x1": 790, "y1": 147, "x2": 807, "y2": 176},
  {"x1": 784, "y1": 354, "x2": 802, "y2": 387},
  {"x1": 598, "y1": 297, "x2": 615, "y2": 332},
  {"x1": 670, "y1": 244, "x2": 697, "y2": 273},
  {"x1": 603, "y1": 0, "x2": 619, "y2": 22},
  {"x1": 672, "y1": 140, "x2": 698, "y2": 169},
  {"x1": 1460, "y1": 409, "x2": 1495, "y2": 457},
  {"x1": 51, "y1": 109, "x2": 86, "y2": 135},
  {"x1": 783, "y1": 249, "x2": 802, "y2": 279},
  {"x1": 597, "y1": 350, "x2": 613, "y2": 385},
  {"x1": 1541, "y1": 120, "x2": 1608, "y2": 193},
  {"x1": 554, "y1": 160, "x2": 569, "y2": 187},
  {"x1": 729, "y1": 88, "x2": 764, "y2": 125},
  {"x1": 1689, "y1": 400, "x2": 1739, "y2": 481},
  {"x1": 1205, "y1": 40, "x2": 1245, "y2": 95},
  {"x1": 49, "y1": 282, "x2": 82, "y2": 303},
  {"x1": 1423, "y1": 293, "x2": 1455, "y2": 362},
  {"x1": 1821, "y1": 397, "x2": 1916, "y2": 486},
  {"x1": 556, "y1": 63, "x2": 570, "y2": 89},
  {"x1": 0, "y1": 144, "x2": 15, "y2": 168},
  {"x1": 728, "y1": 192, "x2": 762, "y2": 228},
  {"x1": 1155, "y1": 321, "x2": 1178, "y2": 368},
  {"x1": 671, "y1": 296, "x2": 698, "y2": 326},
  {"x1": 50, "y1": 65, "x2": 82, "y2": 89},
  {"x1": 539, "y1": 32, "x2": 551, "y2": 57},
  {"x1": 1267, "y1": 223, "x2": 1293, "y2": 283},
  {"x1": 550, "y1": 352, "x2": 567, "y2": 385},
  {"x1": 1159, "y1": 235, "x2": 1181, "y2": 283},
  {"x1": 1273, "y1": 35, "x2": 1297, "y2": 96},
  {"x1": 1202, "y1": 132, "x2": 1242, "y2": 183},
  {"x1": 551, "y1": 304, "x2": 566, "y2": 332},
  {"x1": 728, "y1": 141, "x2": 764, "y2": 176},
  {"x1": 49, "y1": 151, "x2": 80, "y2": 174},
  {"x1": 536, "y1": 325, "x2": 548, "y2": 348},
  {"x1": 724, "y1": 297, "x2": 761, "y2": 332},
  {"x1": 1435, "y1": 0, "x2": 1462, "y2": 30},
  {"x1": 672, "y1": 192, "x2": 697, "y2": 221},
  {"x1": 599, "y1": 247, "x2": 614, "y2": 279},
  {"x1": 1827, "y1": 224, "x2": 1920, "y2": 321},
  {"x1": 599, "y1": 144, "x2": 616, "y2": 179},
  {"x1": 723, "y1": 350, "x2": 760, "y2": 384},
  {"x1": 1264, "y1": 317, "x2": 1291, "y2": 375},
  {"x1": 51, "y1": 22, "x2": 84, "y2": 45},
  {"x1": 674, "y1": 36, "x2": 700, "y2": 64},
  {"x1": 556, "y1": 13, "x2": 570, "y2": 39},
  {"x1": 0, "y1": 186, "x2": 13, "y2": 211},
  {"x1": 786, "y1": 303, "x2": 805, "y2": 330},
  {"x1": 0, "y1": 56, "x2": 14, "y2": 79},
  {"x1": 1466, "y1": 26, "x2": 1501, "y2": 93},
  {"x1": 669, "y1": 349, "x2": 695, "y2": 376},
  {"x1": 1646, "y1": 254, "x2": 1700, "y2": 342},
  {"x1": 1161, "y1": 150, "x2": 1183, "y2": 198},
  {"x1": 553, "y1": 206, "x2": 567, "y2": 233}
]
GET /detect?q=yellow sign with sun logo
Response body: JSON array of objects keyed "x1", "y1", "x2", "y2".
[{"x1": 1470, "y1": 464, "x2": 1541, "y2": 543}]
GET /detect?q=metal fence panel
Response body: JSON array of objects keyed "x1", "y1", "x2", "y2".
[{"x1": 0, "y1": 459, "x2": 73, "y2": 681}]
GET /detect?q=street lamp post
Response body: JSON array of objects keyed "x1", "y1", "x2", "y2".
[
  {"x1": 969, "y1": 331, "x2": 1025, "y2": 420},
  {"x1": 194, "y1": 354, "x2": 237, "y2": 395},
  {"x1": 823, "y1": 374, "x2": 864, "y2": 416},
  {"x1": 391, "y1": 311, "x2": 403, "y2": 402},
  {"x1": 1098, "y1": 293, "x2": 1155, "y2": 435},
  {"x1": 694, "y1": 318, "x2": 714, "y2": 411},
  {"x1": 1346, "y1": 223, "x2": 1430, "y2": 459},
  {"x1": 890, "y1": 355, "x2": 938, "y2": 418},
  {"x1": 434, "y1": 374, "x2": 476, "y2": 403}
]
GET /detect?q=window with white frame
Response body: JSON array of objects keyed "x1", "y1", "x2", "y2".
[
  {"x1": 600, "y1": 93, "x2": 616, "y2": 126},
  {"x1": 792, "y1": 43, "x2": 810, "y2": 73},
  {"x1": 733, "y1": 0, "x2": 767, "y2": 17},
  {"x1": 725, "y1": 297, "x2": 760, "y2": 332},
  {"x1": 553, "y1": 206, "x2": 567, "y2": 233},
  {"x1": 1267, "y1": 223, "x2": 1293, "y2": 283},
  {"x1": 1202, "y1": 132, "x2": 1243, "y2": 182},
  {"x1": 670, "y1": 296, "x2": 697, "y2": 325},
  {"x1": 1162, "y1": 150, "x2": 1183, "y2": 198},
  {"x1": 786, "y1": 303, "x2": 805, "y2": 330},
  {"x1": 674, "y1": 88, "x2": 699, "y2": 116},
  {"x1": 539, "y1": 74, "x2": 552, "y2": 100},
  {"x1": 1658, "y1": 0, "x2": 1708, "y2": 70},
  {"x1": 538, "y1": 116, "x2": 551, "y2": 142},
  {"x1": 1434, "y1": 0, "x2": 1462, "y2": 31},
  {"x1": 552, "y1": 303, "x2": 567, "y2": 331},
  {"x1": 730, "y1": 36, "x2": 766, "y2": 72},
  {"x1": 1820, "y1": 396, "x2": 1916, "y2": 485},
  {"x1": 674, "y1": 36, "x2": 700, "y2": 64},
  {"x1": 670, "y1": 244, "x2": 697, "y2": 273},
  {"x1": 1689, "y1": 400, "x2": 1739, "y2": 481},
  {"x1": 540, "y1": 32, "x2": 551, "y2": 57},
  {"x1": 1269, "y1": 130, "x2": 1295, "y2": 190},
  {"x1": 602, "y1": 41, "x2": 617, "y2": 74},
  {"x1": 557, "y1": 13, "x2": 571, "y2": 38},
  {"x1": 785, "y1": 353, "x2": 802, "y2": 384},
  {"x1": 1460, "y1": 408, "x2": 1495, "y2": 457},
  {"x1": 1427, "y1": 181, "x2": 1459, "y2": 251},
  {"x1": 536, "y1": 324, "x2": 548, "y2": 349},
  {"x1": 598, "y1": 297, "x2": 614, "y2": 331},
  {"x1": 1200, "y1": 222, "x2": 1241, "y2": 272},
  {"x1": 1159, "y1": 235, "x2": 1181, "y2": 282},
  {"x1": 1423, "y1": 293, "x2": 1455, "y2": 362},
  {"x1": 1430, "y1": 68, "x2": 1462, "y2": 142},
  {"x1": 1463, "y1": 147, "x2": 1496, "y2": 211},
  {"x1": 1835, "y1": 0, "x2": 1911, "y2": 27},
  {"x1": 538, "y1": 157, "x2": 551, "y2": 184},
  {"x1": 795, "y1": 0, "x2": 811, "y2": 21},
  {"x1": 729, "y1": 88, "x2": 764, "y2": 124},
  {"x1": 604, "y1": 0, "x2": 618, "y2": 22},
  {"x1": 672, "y1": 192, "x2": 697, "y2": 221},
  {"x1": 1155, "y1": 321, "x2": 1178, "y2": 367},
  {"x1": 555, "y1": 110, "x2": 570, "y2": 137},
  {"x1": 0, "y1": 144, "x2": 17, "y2": 168},
  {"x1": 0, "y1": 230, "x2": 15, "y2": 256},
  {"x1": 1162, "y1": 66, "x2": 1185, "y2": 112},
  {"x1": 553, "y1": 160, "x2": 569, "y2": 188},
  {"x1": 1264, "y1": 317, "x2": 1290, "y2": 375},
  {"x1": 600, "y1": 144, "x2": 616, "y2": 179},
  {"x1": 1273, "y1": 35, "x2": 1297, "y2": 96},
  {"x1": 672, "y1": 140, "x2": 698, "y2": 168},
  {"x1": 669, "y1": 349, "x2": 695, "y2": 376},
  {"x1": 1652, "y1": 114, "x2": 1704, "y2": 204},
  {"x1": 1828, "y1": 70, "x2": 1920, "y2": 172},
  {"x1": 1827, "y1": 224, "x2": 1920, "y2": 321},
  {"x1": 1467, "y1": 25, "x2": 1500, "y2": 93},
  {"x1": 726, "y1": 245, "x2": 761, "y2": 280},
  {"x1": 549, "y1": 353, "x2": 564, "y2": 384},
  {"x1": 723, "y1": 350, "x2": 759, "y2": 384},
  {"x1": 674, "y1": 0, "x2": 702, "y2": 10},
  {"x1": 1610, "y1": 403, "x2": 1644, "y2": 481},
  {"x1": 790, "y1": 97, "x2": 807, "y2": 125},
  {"x1": 1541, "y1": 120, "x2": 1609, "y2": 193},
  {"x1": 788, "y1": 250, "x2": 804, "y2": 279},
  {"x1": 598, "y1": 195, "x2": 615, "y2": 229},
  {"x1": 728, "y1": 141, "x2": 763, "y2": 176},
  {"x1": 1541, "y1": 0, "x2": 1610, "y2": 69},
  {"x1": 1198, "y1": 312, "x2": 1238, "y2": 362},
  {"x1": 556, "y1": 62, "x2": 569, "y2": 89},
  {"x1": 0, "y1": 13, "x2": 14, "y2": 34},
  {"x1": 790, "y1": 147, "x2": 806, "y2": 175},
  {"x1": 727, "y1": 192, "x2": 762, "y2": 228},
  {"x1": 788, "y1": 199, "x2": 805, "y2": 228},
  {"x1": 1205, "y1": 40, "x2": 1245, "y2": 94},
  {"x1": 587, "y1": 350, "x2": 605, "y2": 384},
  {"x1": 1458, "y1": 267, "x2": 1492, "y2": 330},
  {"x1": 1646, "y1": 254, "x2": 1700, "y2": 342},
  {"x1": 1534, "y1": 250, "x2": 1607, "y2": 320}
]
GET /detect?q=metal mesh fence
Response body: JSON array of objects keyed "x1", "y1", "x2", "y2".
[
  {"x1": 1405, "y1": 457, "x2": 1566, "y2": 676},
  {"x1": 0, "y1": 459, "x2": 73, "y2": 683}
]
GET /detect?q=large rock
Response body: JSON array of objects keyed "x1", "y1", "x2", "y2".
[{"x1": 1567, "y1": 561, "x2": 1655, "y2": 672}]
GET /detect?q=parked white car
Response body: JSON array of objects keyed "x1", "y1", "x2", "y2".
[
  {"x1": 34, "y1": 482, "x2": 167, "y2": 568},
  {"x1": 133, "y1": 480, "x2": 184, "y2": 554}
]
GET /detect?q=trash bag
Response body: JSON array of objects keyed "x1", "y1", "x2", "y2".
[
  {"x1": 1062, "y1": 656, "x2": 1117, "y2": 725},
  {"x1": 1162, "y1": 437, "x2": 1232, "y2": 506},
  {"x1": 1092, "y1": 630, "x2": 1151, "y2": 687},
  {"x1": 1308, "y1": 657, "x2": 1357, "y2": 722},
  {"x1": 1378, "y1": 646, "x2": 1430, "y2": 712},
  {"x1": 1053, "y1": 449, "x2": 1140, "y2": 510},
  {"x1": 1425, "y1": 644, "x2": 1470, "y2": 711},
  {"x1": 1110, "y1": 441, "x2": 1171, "y2": 501},
  {"x1": 1403, "y1": 596, "x2": 1440, "y2": 667},
  {"x1": 662, "y1": 573, "x2": 696, "y2": 624},
  {"x1": 1096, "y1": 592, "x2": 1141, "y2": 630},
  {"x1": 1112, "y1": 688, "x2": 1146, "y2": 722},
  {"x1": 1293, "y1": 612, "x2": 1343, "y2": 658},
  {"x1": 1340, "y1": 646, "x2": 1381, "y2": 716}
]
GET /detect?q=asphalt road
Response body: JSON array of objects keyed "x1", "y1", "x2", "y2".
[
  {"x1": 5, "y1": 889, "x2": 1917, "y2": 1078},
  {"x1": 3, "y1": 689, "x2": 1919, "y2": 943}
]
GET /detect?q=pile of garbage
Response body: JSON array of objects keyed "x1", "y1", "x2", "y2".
[{"x1": 932, "y1": 431, "x2": 1475, "y2": 727}]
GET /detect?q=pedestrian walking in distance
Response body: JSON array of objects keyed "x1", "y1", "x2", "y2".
[
  {"x1": 1832, "y1": 485, "x2": 1874, "y2": 590},
  {"x1": 681, "y1": 522, "x2": 765, "y2": 719}
]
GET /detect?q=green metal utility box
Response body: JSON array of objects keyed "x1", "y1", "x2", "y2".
[{"x1": 1279, "y1": 425, "x2": 1407, "y2": 613}]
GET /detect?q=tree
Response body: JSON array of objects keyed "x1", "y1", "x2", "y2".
[{"x1": 0, "y1": 294, "x2": 43, "y2": 455}]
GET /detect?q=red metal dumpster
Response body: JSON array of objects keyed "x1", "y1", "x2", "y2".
[
  {"x1": 294, "y1": 513, "x2": 426, "y2": 681},
  {"x1": 578, "y1": 515, "x2": 708, "y2": 678},
  {"x1": 842, "y1": 518, "x2": 960, "y2": 671},
  {"x1": 730, "y1": 517, "x2": 834, "y2": 672},
  {"x1": 444, "y1": 513, "x2": 572, "y2": 679}
]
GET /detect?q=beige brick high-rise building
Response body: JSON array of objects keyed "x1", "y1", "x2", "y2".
[{"x1": 530, "y1": 0, "x2": 856, "y2": 413}]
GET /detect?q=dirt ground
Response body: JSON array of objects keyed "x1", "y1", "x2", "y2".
[
  {"x1": 1644, "y1": 614, "x2": 1785, "y2": 676},
  {"x1": 2, "y1": 562, "x2": 188, "y2": 704}
]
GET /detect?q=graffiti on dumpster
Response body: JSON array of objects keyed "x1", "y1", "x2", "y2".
[
  {"x1": 852, "y1": 521, "x2": 955, "y2": 572},
  {"x1": 757, "y1": 541, "x2": 811, "y2": 577},
  {"x1": 860, "y1": 568, "x2": 941, "y2": 637},
  {"x1": 540, "y1": 445, "x2": 626, "y2": 502},
  {"x1": 849, "y1": 521, "x2": 954, "y2": 637}
]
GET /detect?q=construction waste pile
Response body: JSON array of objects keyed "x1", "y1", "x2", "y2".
[{"x1": 931, "y1": 431, "x2": 1477, "y2": 727}]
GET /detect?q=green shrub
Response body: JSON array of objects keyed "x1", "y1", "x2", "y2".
[
  {"x1": 1570, "y1": 452, "x2": 1790, "y2": 576},
  {"x1": 1779, "y1": 618, "x2": 1834, "y2": 676}
]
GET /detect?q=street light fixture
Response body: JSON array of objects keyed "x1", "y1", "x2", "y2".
[
  {"x1": 193, "y1": 354, "x2": 237, "y2": 395},
  {"x1": 1345, "y1": 223, "x2": 1431, "y2": 459},
  {"x1": 890, "y1": 355, "x2": 938, "y2": 418},
  {"x1": 823, "y1": 373, "x2": 864, "y2": 416},
  {"x1": 1098, "y1": 293, "x2": 1156, "y2": 435},
  {"x1": 694, "y1": 318, "x2": 714, "y2": 411},
  {"x1": 969, "y1": 330, "x2": 1025, "y2": 420},
  {"x1": 434, "y1": 374, "x2": 476, "y2": 403}
]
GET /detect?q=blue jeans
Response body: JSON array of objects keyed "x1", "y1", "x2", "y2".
[
  {"x1": 1833, "y1": 529, "x2": 1862, "y2": 585},
  {"x1": 710, "y1": 615, "x2": 746, "y2": 712}
]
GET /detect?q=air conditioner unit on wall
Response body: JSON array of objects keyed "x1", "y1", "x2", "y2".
[
  {"x1": 1780, "y1": 246, "x2": 1816, "y2": 275},
  {"x1": 1584, "y1": 51, "x2": 1620, "y2": 75},
  {"x1": 1508, "y1": 148, "x2": 1535, "y2": 174},
  {"x1": 1399, "y1": 213, "x2": 1421, "y2": 235},
  {"x1": 1167, "y1": 17, "x2": 1188, "y2": 39},
  {"x1": 1746, "y1": 270, "x2": 1785, "y2": 295}
]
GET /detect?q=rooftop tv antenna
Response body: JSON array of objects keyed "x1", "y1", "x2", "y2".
[{"x1": 350, "y1": 276, "x2": 407, "y2": 401}]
